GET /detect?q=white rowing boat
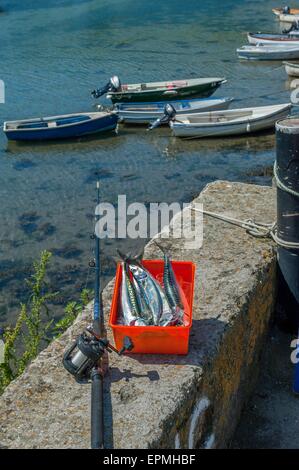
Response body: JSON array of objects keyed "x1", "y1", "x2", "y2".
[
  {"x1": 237, "y1": 44, "x2": 299, "y2": 60},
  {"x1": 248, "y1": 32, "x2": 299, "y2": 46},
  {"x1": 114, "y1": 97, "x2": 233, "y2": 124},
  {"x1": 284, "y1": 60, "x2": 299, "y2": 76},
  {"x1": 168, "y1": 104, "x2": 292, "y2": 138}
]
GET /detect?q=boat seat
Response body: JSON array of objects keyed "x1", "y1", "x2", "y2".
[
  {"x1": 56, "y1": 115, "x2": 90, "y2": 126},
  {"x1": 17, "y1": 122, "x2": 48, "y2": 130}
]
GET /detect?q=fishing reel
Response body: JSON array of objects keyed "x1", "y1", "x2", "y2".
[
  {"x1": 148, "y1": 103, "x2": 177, "y2": 130},
  {"x1": 63, "y1": 327, "x2": 133, "y2": 383},
  {"x1": 91, "y1": 76, "x2": 121, "y2": 99}
]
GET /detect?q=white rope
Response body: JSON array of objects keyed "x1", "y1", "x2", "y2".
[
  {"x1": 273, "y1": 160, "x2": 299, "y2": 198},
  {"x1": 190, "y1": 182, "x2": 299, "y2": 251},
  {"x1": 191, "y1": 161, "x2": 299, "y2": 250}
]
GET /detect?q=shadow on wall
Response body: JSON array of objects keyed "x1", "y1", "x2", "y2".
[
  {"x1": 124, "y1": 318, "x2": 227, "y2": 367},
  {"x1": 102, "y1": 318, "x2": 226, "y2": 449}
]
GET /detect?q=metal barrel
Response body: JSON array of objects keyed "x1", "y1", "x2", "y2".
[
  {"x1": 91, "y1": 368, "x2": 104, "y2": 449},
  {"x1": 275, "y1": 119, "x2": 299, "y2": 393}
]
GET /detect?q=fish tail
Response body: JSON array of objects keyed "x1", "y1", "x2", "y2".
[
  {"x1": 153, "y1": 240, "x2": 168, "y2": 256},
  {"x1": 117, "y1": 248, "x2": 144, "y2": 265}
]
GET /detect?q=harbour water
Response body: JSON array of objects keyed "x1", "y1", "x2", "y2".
[{"x1": 0, "y1": 0, "x2": 292, "y2": 326}]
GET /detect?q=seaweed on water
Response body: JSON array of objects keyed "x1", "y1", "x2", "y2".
[
  {"x1": 120, "y1": 173, "x2": 139, "y2": 182},
  {"x1": 75, "y1": 232, "x2": 85, "y2": 239},
  {"x1": 18, "y1": 213, "x2": 57, "y2": 240},
  {"x1": 33, "y1": 223, "x2": 56, "y2": 242},
  {"x1": 0, "y1": 259, "x2": 31, "y2": 290},
  {"x1": 51, "y1": 244, "x2": 83, "y2": 259},
  {"x1": 20, "y1": 222, "x2": 38, "y2": 235},
  {"x1": 19, "y1": 212, "x2": 40, "y2": 224},
  {"x1": 244, "y1": 166, "x2": 273, "y2": 178},
  {"x1": 18, "y1": 212, "x2": 41, "y2": 235},
  {"x1": 164, "y1": 172, "x2": 181, "y2": 180},
  {"x1": 47, "y1": 265, "x2": 89, "y2": 299},
  {"x1": 85, "y1": 168, "x2": 114, "y2": 184},
  {"x1": 13, "y1": 159, "x2": 37, "y2": 171}
]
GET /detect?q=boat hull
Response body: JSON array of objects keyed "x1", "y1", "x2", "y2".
[
  {"x1": 284, "y1": 61, "x2": 299, "y2": 76},
  {"x1": 278, "y1": 13, "x2": 299, "y2": 23},
  {"x1": 248, "y1": 32, "x2": 299, "y2": 46},
  {"x1": 4, "y1": 113, "x2": 118, "y2": 141},
  {"x1": 238, "y1": 46, "x2": 299, "y2": 60},
  {"x1": 109, "y1": 81, "x2": 224, "y2": 103},
  {"x1": 116, "y1": 98, "x2": 233, "y2": 124},
  {"x1": 170, "y1": 105, "x2": 291, "y2": 138}
]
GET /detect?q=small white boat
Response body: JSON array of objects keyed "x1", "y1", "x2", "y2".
[
  {"x1": 248, "y1": 32, "x2": 299, "y2": 46},
  {"x1": 237, "y1": 44, "x2": 299, "y2": 60},
  {"x1": 167, "y1": 104, "x2": 292, "y2": 138},
  {"x1": 113, "y1": 97, "x2": 233, "y2": 124},
  {"x1": 284, "y1": 60, "x2": 299, "y2": 76}
]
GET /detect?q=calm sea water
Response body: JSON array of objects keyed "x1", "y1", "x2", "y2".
[{"x1": 0, "y1": 0, "x2": 292, "y2": 325}]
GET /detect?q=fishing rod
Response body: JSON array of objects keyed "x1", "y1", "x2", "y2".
[
  {"x1": 90, "y1": 180, "x2": 104, "y2": 449},
  {"x1": 63, "y1": 180, "x2": 133, "y2": 449}
]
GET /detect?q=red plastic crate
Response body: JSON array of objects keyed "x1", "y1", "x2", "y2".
[{"x1": 109, "y1": 259, "x2": 196, "y2": 355}]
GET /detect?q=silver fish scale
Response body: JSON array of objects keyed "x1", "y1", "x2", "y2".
[
  {"x1": 120, "y1": 263, "x2": 138, "y2": 326},
  {"x1": 132, "y1": 276, "x2": 153, "y2": 325},
  {"x1": 129, "y1": 264, "x2": 165, "y2": 325}
]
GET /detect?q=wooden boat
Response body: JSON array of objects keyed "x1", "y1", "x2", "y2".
[
  {"x1": 3, "y1": 111, "x2": 118, "y2": 141},
  {"x1": 167, "y1": 103, "x2": 292, "y2": 138},
  {"x1": 284, "y1": 60, "x2": 299, "y2": 76},
  {"x1": 237, "y1": 44, "x2": 299, "y2": 60},
  {"x1": 248, "y1": 32, "x2": 299, "y2": 45},
  {"x1": 102, "y1": 77, "x2": 226, "y2": 104},
  {"x1": 114, "y1": 97, "x2": 233, "y2": 124}
]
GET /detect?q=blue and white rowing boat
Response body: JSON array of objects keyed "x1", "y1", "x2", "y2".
[
  {"x1": 112, "y1": 97, "x2": 233, "y2": 124},
  {"x1": 3, "y1": 111, "x2": 118, "y2": 141}
]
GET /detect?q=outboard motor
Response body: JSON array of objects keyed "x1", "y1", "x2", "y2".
[
  {"x1": 91, "y1": 75, "x2": 121, "y2": 99},
  {"x1": 282, "y1": 19, "x2": 299, "y2": 34},
  {"x1": 148, "y1": 103, "x2": 177, "y2": 130},
  {"x1": 283, "y1": 5, "x2": 291, "y2": 14}
]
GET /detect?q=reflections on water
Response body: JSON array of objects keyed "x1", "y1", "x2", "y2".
[{"x1": 0, "y1": 0, "x2": 289, "y2": 324}]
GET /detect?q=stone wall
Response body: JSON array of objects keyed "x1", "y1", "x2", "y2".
[{"x1": 0, "y1": 181, "x2": 277, "y2": 449}]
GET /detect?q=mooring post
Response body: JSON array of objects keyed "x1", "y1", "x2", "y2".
[{"x1": 275, "y1": 119, "x2": 299, "y2": 393}]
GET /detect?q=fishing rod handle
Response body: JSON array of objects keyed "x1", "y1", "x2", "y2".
[{"x1": 90, "y1": 368, "x2": 104, "y2": 449}]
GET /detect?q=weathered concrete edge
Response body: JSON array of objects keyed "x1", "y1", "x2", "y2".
[
  {"x1": 145, "y1": 182, "x2": 277, "y2": 449},
  {"x1": 0, "y1": 181, "x2": 277, "y2": 449}
]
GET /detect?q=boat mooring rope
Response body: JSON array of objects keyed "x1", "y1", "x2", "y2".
[
  {"x1": 191, "y1": 164, "x2": 299, "y2": 250},
  {"x1": 273, "y1": 160, "x2": 299, "y2": 198}
]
